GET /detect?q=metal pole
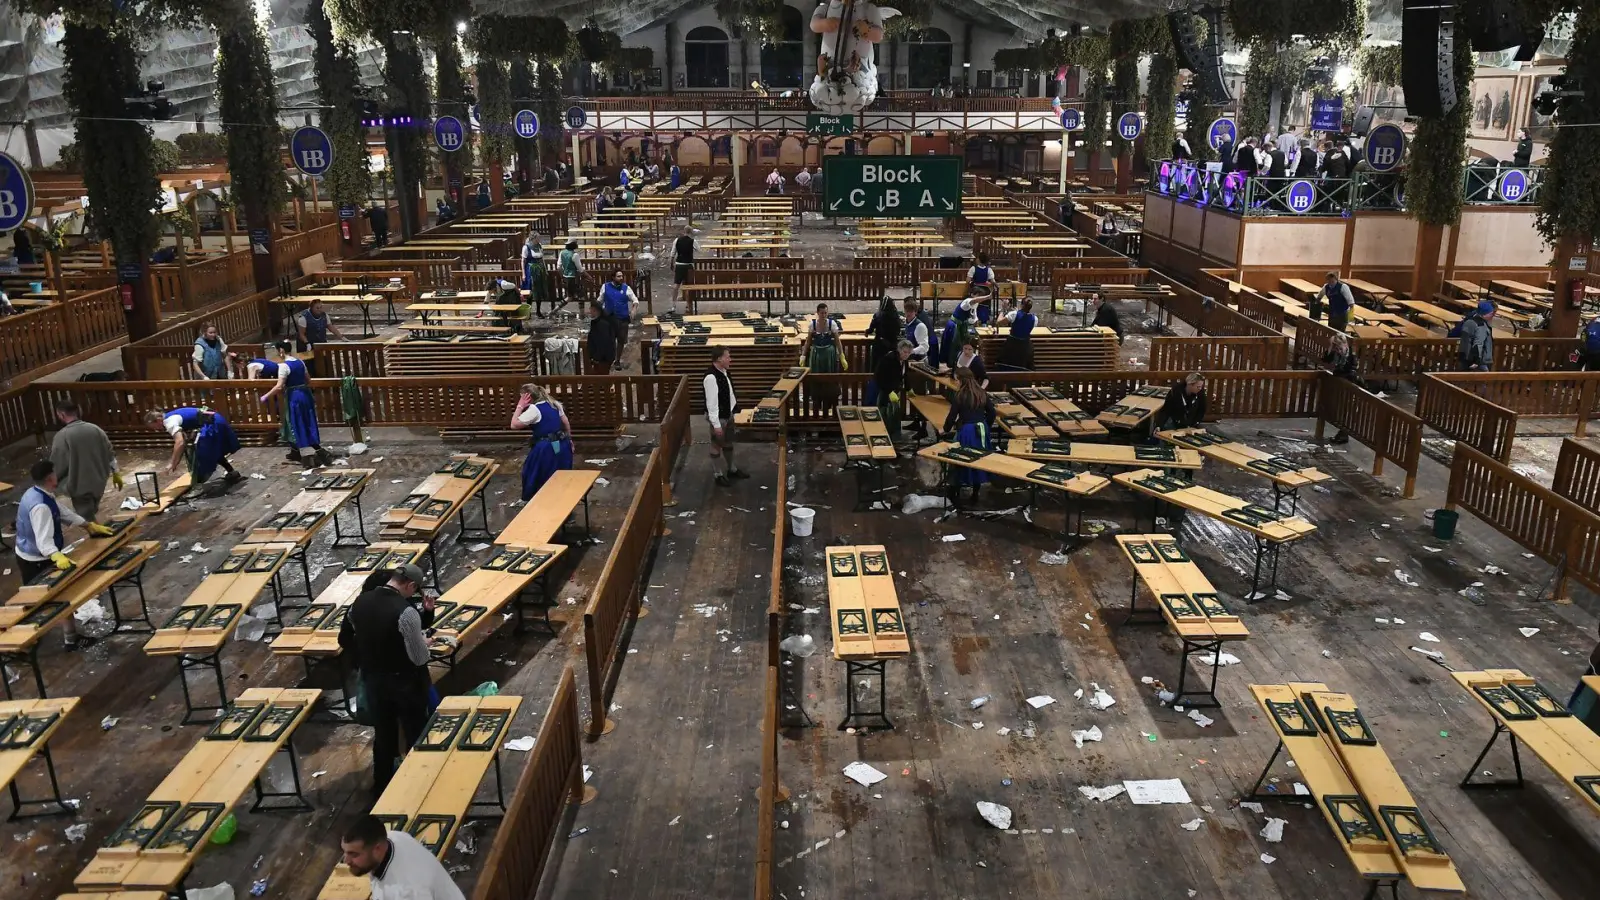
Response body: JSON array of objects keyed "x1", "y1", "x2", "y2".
[
  {"x1": 1058, "y1": 129, "x2": 1069, "y2": 189},
  {"x1": 732, "y1": 133, "x2": 743, "y2": 196},
  {"x1": 570, "y1": 129, "x2": 582, "y2": 187}
]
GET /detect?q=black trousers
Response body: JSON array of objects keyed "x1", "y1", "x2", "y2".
[
  {"x1": 16, "y1": 554, "x2": 50, "y2": 585},
  {"x1": 363, "y1": 670, "x2": 431, "y2": 793},
  {"x1": 1327, "y1": 310, "x2": 1349, "y2": 333}
]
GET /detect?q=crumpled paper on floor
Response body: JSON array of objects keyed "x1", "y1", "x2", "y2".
[
  {"x1": 843, "y1": 761, "x2": 888, "y2": 787},
  {"x1": 976, "y1": 801, "x2": 1012, "y2": 829},
  {"x1": 1260, "y1": 818, "x2": 1286, "y2": 842},
  {"x1": 1078, "y1": 784, "x2": 1126, "y2": 803},
  {"x1": 1071, "y1": 725, "x2": 1102, "y2": 748}
]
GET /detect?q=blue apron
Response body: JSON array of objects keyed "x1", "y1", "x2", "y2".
[
  {"x1": 301, "y1": 310, "x2": 330, "y2": 344},
  {"x1": 520, "y1": 401, "x2": 574, "y2": 501},
  {"x1": 170, "y1": 406, "x2": 240, "y2": 482},
  {"x1": 955, "y1": 414, "x2": 991, "y2": 486},
  {"x1": 281, "y1": 357, "x2": 319, "y2": 448}
]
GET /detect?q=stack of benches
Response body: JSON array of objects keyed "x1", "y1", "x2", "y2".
[
  {"x1": 977, "y1": 325, "x2": 1119, "y2": 370},
  {"x1": 382, "y1": 333, "x2": 536, "y2": 377},
  {"x1": 379, "y1": 456, "x2": 497, "y2": 541},
  {"x1": 655, "y1": 338, "x2": 801, "y2": 412},
  {"x1": 1010, "y1": 386, "x2": 1108, "y2": 438},
  {"x1": 735, "y1": 366, "x2": 809, "y2": 427}
]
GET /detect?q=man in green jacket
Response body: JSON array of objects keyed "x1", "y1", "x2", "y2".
[{"x1": 48, "y1": 400, "x2": 121, "y2": 522}]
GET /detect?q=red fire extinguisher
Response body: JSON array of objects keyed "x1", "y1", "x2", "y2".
[
  {"x1": 119, "y1": 282, "x2": 134, "y2": 311},
  {"x1": 1570, "y1": 279, "x2": 1585, "y2": 311},
  {"x1": 341, "y1": 220, "x2": 352, "y2": 242}
]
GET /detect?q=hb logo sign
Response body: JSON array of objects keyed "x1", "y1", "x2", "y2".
[{"x1": 290, "y1": 127, "x2": 333, "y2": 176}]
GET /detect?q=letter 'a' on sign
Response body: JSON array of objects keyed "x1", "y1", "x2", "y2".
[
  {"x1": 822, "y1": 155, "x2": 963, "y2": 218},
  {"x1": 513, "y1": 109, "x2": 540, "y2": 140},
  {"x1": 0, "y1": 150, "x2": 35, "y2": 233},
  {"x1": 1364, "y1": 123, "x2": 1405, "y2": 173},
  {"x1": 289, "y1": 126, "x2": 333, "y2": 177}
]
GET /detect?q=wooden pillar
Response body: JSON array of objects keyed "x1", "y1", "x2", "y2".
[
  {"x1": 124, "y1": 266, "x2": 160, "y2": 341},
  {"x1": 1411, "y1": 223, "x2": 1445, "y2": 302},
  {"x1": 246, "y1": 207, "x2": 280, "y2": 294},
  {"x1": 223, "y1": 209, "x2": 236, "y2": 255},
  {"x1": 1115, "y1": 150, "x2": 1133, "y2": 194},
  {"x1": 308, "y1": 176, "x2": 321, "y2": 226},
  {"x1": 174, "y1": 226, "x2": 193, "y2": 311},
  {"x1": 1058, "y1": 129, "x2": 1070, "y2": 187},
  {"x1": 1548, "y1": 234, "x2": 1587, "y2": 338},
  {"x1": 489, "y1": 163, "x2": 505, "y2": 204},
  {"x1": 732, "y1": 134, "x2": 743, "y2": 196}
]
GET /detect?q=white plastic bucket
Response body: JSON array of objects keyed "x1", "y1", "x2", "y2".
[{"x1": 788, "y1": 507, "x2": 815, "y2": 537}]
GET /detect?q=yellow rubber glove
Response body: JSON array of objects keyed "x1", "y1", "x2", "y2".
[
  {"x1": 112, "y1": 472, "x2": 124, "y2": 489},
  {"x1": 50, "y1": 552, "x2": 74, "y2": 571},
  {"x1": 889, "y1": 391, "x2": 901, "y2": 404},
  {"x1": 86, "y1": 522, "x2": 114, "y2": 537}
]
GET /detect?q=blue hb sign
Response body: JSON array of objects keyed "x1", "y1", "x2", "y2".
[
  {"x1": 434, "y1": 116, "x2": 466, "y2": 152},
  {"x1": 1207, "y1": 118, "x2": 1236, "y2": 151},
  {"x1": 1286, "y1": 180, "x2": 1317, "y2": 213},
  {"x1": 1311, "y1": 97, "x2": 1343, "y2": 132},
  {"x1": 565, "y1": 106, "x2": 588, "y2": 129},
  {"x1": 1059, "y1": 108, "x2": 1081, "y2": 131},
  {"x1": 1365, "y1": 124, "x2": 1406, "y2": 173},
  {"x1": 289, "y1": 126, "x2": 333, "y2": 176},
  {"x1": 338, "y1": 204, "x2": 357, "y2": 220},
  {"x1": 1117, "y1": 112, "x2": 1143, "y2": 141},
  {"x1": 1497, "y1": 169, "x2": 1529, "y2": 202},
  {"x1": 0, "y1": 151, "x2": 33, "y2": 233},
  {"x1": 514, "y1": 109, "x2": 540, "y2": 140}
]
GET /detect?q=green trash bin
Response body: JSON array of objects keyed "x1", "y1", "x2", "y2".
[{"x1": 1432, "y1": 509, "x2": 1459, "y2": 541}]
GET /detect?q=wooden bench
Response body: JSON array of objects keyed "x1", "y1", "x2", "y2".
[
  {"x1": 825, "y1": 545, "x2": 907, "y2": 731},
  {"x1": 1113, "y1": 468, "x2": 1317, "y2": 600},
  {"x1": 271, "y1": 295, "x2": 393, "y2": 337},
  {"x1": 270, "y1": 542, "x2": 430, "y2": 668},
  {"x1": 427, "y1": 543, "x2": 568, "y2": 663},
  {"x1": 1, "y1": 541, "x2": 159, "y2": 698},
  {"x1": 838, "y1": 406, "x2": 897, "y2": 461},
  {"x1": 1007, "y1": 438, "x2": 1203, "y2": 470},
  {"x1": 0, "y1": 696, "x2": 79, "y2": 817},
  {"x1": 1280, "y1": 277, "x2": 1322, "y2": 302},
  {"x1": 76, "y1": 689, "x2": 319, "y2": 892},
  {"x1": 917, "y1": 441, "x2": 1111, "y2": 537},
  {"x1": 131, "y1": 472, "x2": 194, "y2": 514},
  {"x1": 1097, "y1": 386, "x2": 1169, "y2": 431},
  {"x1": 1245, "y1": 683, "x2": 1465, "y2": 896},
  {"x1": 1159, "y1": 427, "x2": 1331, "y2": 510},
  {"x1": 1453, "y1": 668, "x2": 1600, "y2": 816},
  {"x1": 4, "y1": 514, "x2": 141, "y2": 610},
  {"x1": 1115, "y1": 534, "x2": 1249, "y2": 707},
  {"x1": 243, "y1": 469, "x2": 373, "y2": 603},
  {"x1": 639, "y1": 310, "x2": 765, "y2": 327},
  {"x1": 735, "y1": 366, "x2": 808, "y2": 428},
  {"x1": 992, "y1": 393, "x2": 1056, "y2": 437},
  {"x1": 680, "y1": 282, "x2": 784, "y2": 316},
  {"x1": 1010, "y1": 386, "x2": 1109, "y2": 438},
  {"x1": 316, "y1": 694, "x2": 523, "y2": 899},
  {"x1": 143, "y1": 542, "x2": 301, "y2": 722},
  {"x1": 378, "y1": 457, "x2": 499, "y2": 585},
  {"x1": 497, "y1": 469, "x2": 600, "y2": 547},
  {"x1": 400, "y1": 320, "x2": 516, "y2": 336}
]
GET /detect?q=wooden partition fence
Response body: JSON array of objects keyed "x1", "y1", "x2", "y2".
[
  {"x1": 1235, "y1": 291, "x2": 1287, "y2": 333},
  {"x1": 694, "y1": 256, "x2": 805, "y2": 272},
  {"x1": 755, "y1": 430, "x2": 787, "y2": 900},
  {"x1": 0, "y1": 385, "x2": 34, "y2": 450},
  {"x1": 306, "y1": 269, "x2": 421, "y2": 301},
  {"x1": 1447, "y1": 443, "x2": 1600, "y2": 600},
  {"x1": 1415, "y1": 374, "x2": 1520, "y2": 462},
  {"x1": 471, "y1": 666, "x2": 583, "y2": 900},
  {"x1": 339, "y1": 257, "x2": 459, "y2": 290},
  {"x1": 582, "y1": 444, "x2": 666, "y2": 737},
  {"x1": 1291, "y1": 316, "x2": 1582, "y2": 380},
  {"x1": 150, "y1": 248, "x2": 255, "y2": 312},
  {"x1": 0, "y1": 287, "x2": 128, "y2": 385},
  {"x1": 1553, "y1": 437, "x2": 1600, "y2": 511},
  {"x1": 275, "y1": 223, "x2": 344, "y2": 279},
  {"x1": 1151, "y1": 276, "x2": 1284, "y2": 339},
  {"x1": 688, "y1": 268, "x2": 887, "y2": 309},
  {"x1": 1149, "y1": 337, "x2": 1289, "y2": 371},
  {"x1": 1316, "y1": 374, "x2": 1424, "y2": 497},
  {"x1": 1432, "y1": 371, "x2": 1600, "y2": 439}
]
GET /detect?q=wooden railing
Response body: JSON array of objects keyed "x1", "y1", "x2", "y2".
[
  {"x1": 1553, "y1": 437, "x2": 1600, "y2": 512},
  {"x1": 1235, "y1": 291, "x2": 1287, "y2": 333},
  {"x1": 0, "y1": 385, "x2": 38, "y2": 449},
  {"x1": 1415, "y1": 374, "x2": 1519, "y2": 462},
  {"x1": 1316, "y1": 374, "x2": 1423, "y2": 497},
  {"x1": 755, "y1": 429, "x2": 786, "y2": 900},
  {"x1": 307, "y1": 269, "x2": 420, "y2": 301},
  {"x1": 1432, "y1": 371, "x2": 1600, "y2": 438},
  {"x1": 0, "y1": 287, "x2": 128, "y2": 385},
  {"x1": 582, "y1": 443, "x2": 665, "y2": 737},
  {"x1": 694, "y1": 256, "x2": 804, "y2": 272},
  {"x1": 150, "y1": 248, "x2": 255, "y2": 312},
  {"x1": 339, "y1": 257, "x2": 459, "y2": 290},
  {"x1": 1288, "y1": 315, "x2": 1342, "y2": 369},
  {"x1": 275, "y1": 222, "x2": 343, "y2": 278},
  {"x1": 315, "y1": 343, "x2": 388, "y2": 379},
  {"x1": 1494, "y1": 338, "x2": 1582, "y2": 372},
  {"x1": 1293, "y1": 320, "x2": 1583, "y2": 381},
  {"x1": 1447, "y1": 443, "x2": 1600, "y2": 600},
  {"x1": 658, "y1": 375, "x2": 692, "y2": 489},
  {"x1": 471, "y1": 666, "x2": 582, "y2": 900},
  {"x1": 1151, "y1": 276, "x2": 1284, "y2": 338},
  {"x1": 1149, "y1": 337, "x2": 1289, "y2": 371},
  {"x1": 690, "y1": 268, "x2": 888, "y2": 310}
]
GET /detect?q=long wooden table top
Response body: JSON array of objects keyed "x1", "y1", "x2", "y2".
[
  {"x1": 379, "y1": 456, "x2": 497, "y2": 539},
  {"x1": 825, "y1": 545, "x2": 908, "y2": 660},
  {"x1": 1113, "y1": 469, "x2": 1317, "y2": 543},
  {"x1": 0, "y1": 541, "x2": 159, "y2": 648},
  {"x1": 1453, "y1": 668, "x2": 1600, "y2": 816},
  {"x1": 76, "y1": 688, "x2": 321, "y2": 892},
  {"x1": 143, "y1": 542, "x2": 301, "y2": 655},
  {"x1": 1343, "y1": 278, "x2": 1393, "y2": 299},
  {"x1": 1158, "y1": 428, "x2": 1330, "y2": 488},
  {"x1": 0, "y1": 697, "x2": 79, "y2": 790},
  {"x1": 243, "y1": 470, "x2": 372, "y2": 545},
  {"x1": 270, "y1": 543, "x2": 430, "y2": 657},
  {"x1": 736, "y1": 366, "x2": 808, "y2": 427},
  {"x1": 918, "y1": 441, "x2": 1112, "y2": 497},
  {"x1": 1007, "y1": 438, "x2": 1203, "y2": 470},
  {"x1": 1116, "y1": 535, "x2": 1248, "y2": 641},
  {"x1": 1098, "y1": 386, "x2": 1169, "y2": 430},
  {"x1": 1009, "y1": 386, "x2": 1109, "y2": 438},
  {"x1": 838, "y1": 406, "x2": 897, "y2": 460},
  {"x1": 5, "y1": 514, "x2": 142, "y2": 609},
  {"x1": 498, "y1": 470, "x2": 601, "y2": 546},
  {"x1": 427, "y1": 545, "x2": 565, "y2": 658}
]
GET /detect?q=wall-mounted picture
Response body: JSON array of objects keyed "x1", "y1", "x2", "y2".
[{"x1": 1468, "y1": 73, "x2": 1516, "y2": 140}]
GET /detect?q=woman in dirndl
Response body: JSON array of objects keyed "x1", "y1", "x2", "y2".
[
  {"x1": 250, "y1": 341, "x2": 333, "y2": 466},
  {"x1": 512, "y1": 384, "x2": 574, "y2": 501},
  {"x1": 941, "y1": 294, "x2": 982, "y2": 370},
  {"x1": 521, "y1": 233, "x2": 548, "y2": 316},
  {"x1": 806, "y1": 302, "x2": 844, "y2": 412},
  {"x1": 996, "y1": 297, "x2": 1037, "y2": 370},
  {"x1": 941, "y1": 368, "x2": 996, "y2": 498}
]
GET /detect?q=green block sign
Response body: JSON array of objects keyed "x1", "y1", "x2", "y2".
[
  {"x1": 823, "y1": 155, "x2": 964, "y2": 217},
  {"x1": 807, "y1": 113, "x2": 854, "y2": 135}
]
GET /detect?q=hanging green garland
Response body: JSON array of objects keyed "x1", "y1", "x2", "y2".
[
  {"x1": 1111, "y1": 55, "x2": 1139, "y2": 155},
  {"x1": 1355, "y1": 44, "x2": 1403, "y2": 87},
  {"x1": 308, "y1": 1, "x2": 370, "y2": 209},
  {"x1": 1228, "y1": 0, "x2": 1367, "y2": 48},
  {"x1": 993, "y1": 35, "x2": 1109, "y2": 74},
  {"x1": 1536, "y1": 2, "x2": 1600, "y2": 245},
  {"x1": 435, "y1": 35, "x2": 472, "y2": 169},
  {"x1": 1083, "y1": 67, "x2": 1110, "y2": 152},
  {"x1": 1145, "y1": 52, "x2": 1179, "y2": 166},
  {"x1": 1405, "y1": 3, "x2": 1475, "y2": 227},
  {"x1": 210, "y1": 1, "x2": 285, "y2": 226},
  {"x1": 509, "y1": 59, "x2": 539, "y2": 168},
  {"x1": 468, "y1": 14, "x2": 573, "y2": 61},
  {"x1": 1184, "y1": 109, "x2": 1216, "y2": 163},
  {"x1": 477, "y1": 59, "x2": 512, "y2": 168}
]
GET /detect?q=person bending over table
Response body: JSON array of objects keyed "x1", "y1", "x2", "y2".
[
  {"x1": 599, "y1": 270, "x2": 640, "y2": 369},
  {"x1": 871, "y1": 339, "x2": 914, "y2": 445},
  {"x1": 1156, "y1": 373, "x2": 1208, "y2": 431},
  {"x1": 13, "y1": 459, "x2": 116, "y2": 649},
  {"x1": 953, "y1": 335, "x2": 988, "y2": 390},
  {"x1": 146, "y1": 406, "x2": 245, "y2": 486},
  {"x1": 942, "y1": 368, "x2": 997, "y2": 501},
  {"x1": 297, "y1": 298, "x2": 345, "y2": 351},
  {"x1": 1322, "y1": 333, "x2": 1360, "y2": 445},
  {"x1": 967, "y1": 253, "x2": 996, "y2": 323},
  {"x1": 250, "y1": 341, "x2": 335, "y2": 466},
  {"x1": 997, "y1": 297, "x2": 1036, "y2": 370},
  {"x1": 704, "y1": 346, "x2": 749, "y2": 486},
  {"x1": 511, "y1": 383, "x2": 574, "y2": 501},
  {"x1": 941, "y1": 293, "x2": 983, "y2": 370}
]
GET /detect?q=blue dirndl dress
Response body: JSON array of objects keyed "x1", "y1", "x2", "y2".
[
  {"x1": 170, "y1": 406, "x2": 240, "y2": 482},
  {"x1": 954, "y1": 415, "x2": 992, "y2": 486},
  {"x1": 520, "y1": 400, "x2": 574, "y2": 500},
  {"x1": 254, "y1": 358, "x2": 319, "y2": 448}
]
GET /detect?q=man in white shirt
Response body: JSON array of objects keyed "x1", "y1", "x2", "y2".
[
  {"x1": 340, "y1": 815, "x2": 464, "y2": 900},
  {"x1": 1275, "y1": 126, "x2": 1299, "y2": 159},
  {"x1": 703, "y1": 346, "x2": 749, "y2": 486},
  {"x1": 795, "y1": 168, "x2": 813, "y2": 192}
]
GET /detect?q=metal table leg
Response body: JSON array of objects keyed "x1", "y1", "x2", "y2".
[
  {"x1": 251, "y1": 739, "x2": 313, "y2": 812},
  {"x1": 330, "y1": 490, "x2": 369, "y2": 548},
  {"x1": 6, "y1": 744, "x2": 70, "y2": 820},
  {"x1": 108, "y1": 562, "x2": 155, "y2": 633},
  {"x1": 177, "y1": 650, "x2": 230, "y2": 725},
  {"x1": 1, "y1": 646, "x2": 46, "y2": 700},
  {"x1": 838, "y1": 659, "x2": 893, "y2": 732},
  {"x1": 1459, "y1": 723, "x2": 1525, "y2": 789}
]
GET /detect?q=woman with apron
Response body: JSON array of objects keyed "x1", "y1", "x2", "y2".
[
  {"x1": 511, "y1": 383, "x2": 574, "y2": 500},
  {"x1": 250, "y1": 343, "x2": 334, "y2": 466},
  {"x1": 145, "y1": 406, "x2": 243, "y2": 485},
  {"x1": 520, "y1": 233, "x2": 548, "y2": 317},
  {"x1": 942, "y1": 294, "x2": 981, "y2": 370},
  {"x1": 997, "y1": 297, "x2": 1037, "y2": 370},
  {"x1": 967, "y1": 253, "x2": 996, "y2": 325},
  {"x1": 941, "y1": 368, "x2": 996, "y2": 499},
  {"x1": 806, "y1": 303, "x2": 844, "y2": 413}
]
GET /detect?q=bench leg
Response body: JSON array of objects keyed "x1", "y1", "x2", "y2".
[
  {"x1": 7, "y1": 744, "x2": 70, "y2": 820},
  {"x1": 1122, "y1": 574, "x2": 1163, "y2": 627},
  {"x1": 424, "y1": 537, "x2": 443, "y2": 592},
  {"x1": 1459, "y1": 723, "x2": 1525, "y2": 789},
  {"x1": 1362, "y1": 879, "x2": 1400, "y2": 900},
  {"x1": 1243, "y1": 740, "x2": 1295, "y2": 802},
  {"x1": 252, "y1": 739, "x2": 313, "y2": 812},
  {"x1": 467, "y1": 751, "x2": 509, "y2": 820},
  {"x1": 1, "y1": 646, "x2": 47, "y2": 700},
  {"x1": 108, "y1": 563, "x2": 155, "y2": 634},
  {"x1": 1271, "y1": 482, "x2": 1300, "y2": 517},
  {"x1": 838, "y1": 659, "x2": 893, "y2": 732},
  {"x1": 330, "y1": 490, "x2": 370, "y2": 548},
  {"x1": 454, "y1": 489, "x2": 494, "y2": 543},
  {"x1": 1174, "y1": 638, "x2": 1224, "y2": 709},
  {"x1": 177, "y1": 651, "x2": 230, "y2": 725}
]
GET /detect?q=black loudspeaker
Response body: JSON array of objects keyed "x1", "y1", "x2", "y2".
[
  {"x1": 1353, "y1": 105, "x2": 1376, "y2": 136},
  {"x1": 1168, "y1": 8, "x2": 1232, "y2": 106},
  {"x1": 1402, "y1": 0, "x2": 1458, "y2": 118}
]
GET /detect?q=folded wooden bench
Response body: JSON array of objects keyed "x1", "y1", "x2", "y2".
[
  {"x1": 378, "y1": 455, "x2": 497, "y2": 546},
  {"x1": 734, "y1": 366, "x2": 808, "y2": 428},
  {"x1": 1097, "y1": 385, "x2": 1169, "y2": 431},
  {"x1": 1116, "y1": 535, "x2": 1247, "y2": 707},
  {"x1": 825, "y1": 546, "x2": 908, "y2": 731},
  {"x1": 1011, "y1": 386, "x2": 1109, "y2": 438},
  {"x1": 0, "y1": 695, "x2": 79, "y2": 816},
  {"x1": 316, "y1": 694, "x2": 523, "y2": 900},
  {"x1": 991, "y1": 392, "x2": 1056, "y2": 438},
  {"x1": 5, "y1": 514, "x2": 141, "y2": 609},
  {"x1": 270, "y1": 543, "x2": 430, "y2": 658},
  {"x1": 428, "y1": 544, "x2": 568, "y2": 664},
  {"x1": 497, "y1": 470, "x2": 600, "y2": 547},
  {"x1": 1453, "y1": 668, "x2": 1600, "y2": 817},
  {"x1": 1007, "y1": 437, "x2": 1202, "y2": 471},
  {"x1": 838, "y1": 406, "x2": 897, "y2": 461},
  {"x1": 918, "y1": 441, "x2": 1110, "y2": 498},
  {"x1": 75, "y1": 688, "x2": 320, "y2": 893},
  {"x1": 132, "y1": 472, "x2": 193, "y2": 514}
]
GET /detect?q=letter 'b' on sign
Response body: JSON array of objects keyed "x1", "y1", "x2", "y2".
[
  {"x1": 514, "y1": 110, "x2": 540, "y2": 140},
  {"x1": 0, "y1": 150, "x2": 34, "y2": 233},
  {"x1": 434, "y1": 116, "x2": 465, "y2": 152},
  {"x1": 290, "y1": 126, "x2": 333, "y2": 176},
  {"x1": 1117, "y1": 112, "x2": 1143, "y2": 140}
]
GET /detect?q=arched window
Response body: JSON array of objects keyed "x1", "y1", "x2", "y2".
[
  {"x1": 685, "y1": 26, "x2": 731, "y2": 89},
  {"x1": 760, "y1": 6, "x2": 805, "y2": 89},
  {"x1": 907, "y1": 28, "x2": 953, "y2": 90}
]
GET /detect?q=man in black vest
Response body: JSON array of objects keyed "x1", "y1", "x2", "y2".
[
  {"x1": 338, "y1": 563, "x2": 435, "y2": 794},
  {"x1": 703, "y1": 346, "x2": 747, "y2": 486}
]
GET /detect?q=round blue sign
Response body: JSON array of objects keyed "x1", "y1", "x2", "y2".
[
  {"x1": 289, "y1": 126, "x2": 333, "y2": 177},
  {"x1": 1207, "y1": 118, "x2": 1236, "y2": 151},
  {"x1": 1286, "y1": 180, "x2": 1318, "y2": 214},
  {"x1": 434, "y1": 116, "x2": 466, "y2": 152},
  {"x1": 1497, "y1": 169, "x2": 1529, "y2": 202},
  {"x1": 1117, "y1": 112, "x2": 1143, "y2": 141},
  {"x1": 0, "y1": 151, "x2": 33, "y2": 233},
  {"x1": 514, "y1": 109, "x2": 541, "y2": 140},
  {"x1": 1059, "y1": 108, "x2": 1081, "y2": 131},
  {"x1": 1365, "y1": 124, "x2": 1406, "y2": 173},
  {"x1": 565, "y1": 106, "x2": 588, "y2": 129}
]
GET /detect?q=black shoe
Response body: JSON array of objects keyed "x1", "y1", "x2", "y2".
[
  {"x1": 285, "y1": 450, "x2": 303, "y2": 463},
  {"x1": 715, "y1": 473, "x2": 731, "y2": 486},
  {"x1": 223, "y1": 471, "x2": 245, "y2": 486},
  {"x1": 729, "y1": 468, "x2": 751, "y2": 479}
]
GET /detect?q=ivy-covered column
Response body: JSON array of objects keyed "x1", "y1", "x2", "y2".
[
  {"x1": 509, "y1": 60, "x2": 536, "y2": 190},
  {"x1": 1538, "y1": 3, "x2": 1600, "y2": 339},
  {"x1": 210, "y1": 0, "x2": 284, "y2": 293},
  {"x1": 1083, "y1": 68, "x2": 1109, "y2": 184},
  {"x1": 470, "y1": 16, "x2": 574, "y2": 199},
  {"x1": 478, "y1": 59, "x2": 511, "y2": 205},
  {"x1": 436, "y1": 35, "x2": 471, "y2": 218},
  {"x1": 309, "y1": 1, "x2": 372, "y2": 253}
]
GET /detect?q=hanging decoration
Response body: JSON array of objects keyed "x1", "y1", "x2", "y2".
[{"x1": 809, "y1": 1, "x2": 900, "y2": 116}]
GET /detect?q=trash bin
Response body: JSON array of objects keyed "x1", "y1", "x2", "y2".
[
  {"x1": 788, "y1": 507, "x2": 815, "y2": 537},
  {"x1": 1432, "y1": 509, "x2": 1459, "y2": 541}
]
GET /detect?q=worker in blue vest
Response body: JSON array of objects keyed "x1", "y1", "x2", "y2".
[
  {"x1": 1581, "y1": 316, "x2": 1600, "y2": 371},
  {"x1": 511, "y1": 383, "x2": 574, "y2": 500},
  {"x1": 13, "y1": 459, "x2": 115, "y2": 586},
  {"x1": 599, "y1": 269, "x2": 640, "y2": 369},
  {"x1": 249, "y1": 342, "x2": 335, "y2": 466},
  {"x1": 297, "y1": 298, "x2": 345, "y2": 352},
  {"x1": 145, "y1": 405, "x2": 244, "y2": 486},
  {"x1": 966, "y1": 253, "x2": 996, "y2": 324}
]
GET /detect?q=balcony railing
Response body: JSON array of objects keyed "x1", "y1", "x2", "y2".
[
  {"x1": 570, "y1": 91, "x2": 1058, "y2": 114},
  {"x1": 1462, "y1": 164, "x2": 1543, "y2": 205},
  {"x1": 1152, "y1": 160, "x2": 1406, "y2": 217}
]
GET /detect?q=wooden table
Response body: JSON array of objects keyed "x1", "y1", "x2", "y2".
[
  {"x1": 736, "y1": 366, "x2": 808, "y2": 428},
  {"x1": 825, "y1": 545, "x2": 906, "y2": 731},
  {"x1": 0, "y1": 696, "x2": 79, "y2": 817},
  {"x1": 1007, "y1": 438, "x2": 1202, "y2": 471},
  {"x1": 1488, "y1": 279, "x2": 1554, "y2": 301},
  {"x1": 916, "y1": 440, "x2": 1111, "y2": 538},
  {"x1": 1116, "y1": 535, "x2": 1248, "y2": 708},
  {"x1": 1390, "y1": 299, "x2": 1457, "y2": 327},
  {"x1": 497, "y1": 470, "x2": 600, "y2": 547},
  {"x1": 1159, "y1": 427, "x2": 1331, "y2": 510},
  {"x1": 242, "y1": 469, "x2": 373, "y2": 602},
  {"x1": 427, "y1": 544, "x2": 568, "y2": 663},
  {"x1": 1280, "y1": 278, "x2": 1322, "y2": 302},
  {"x1": 270, "y1": 543, "x2": 431, "y2": 679},
  {"x1": 1009, "y1": 386, "x2": 1109, "y2": 438},
  {"x1": 1453, "y1": 668, "x2": 1600, "y2": 815},
  {"x1": 378, "y1": 457, "x2": 500, "y2": 589},
  {"x1": 1097, "y1": 386, "x2": 1169, "y2": 431},
  {"x1": 1342, "y1": 278, "x2": 1394, "y2": 305}
]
